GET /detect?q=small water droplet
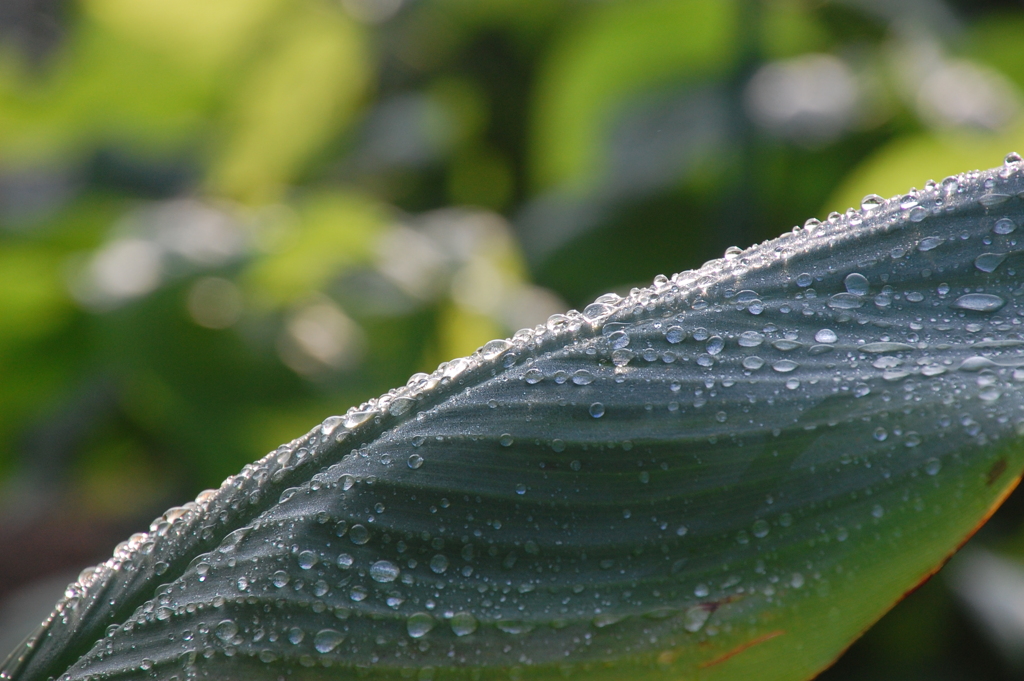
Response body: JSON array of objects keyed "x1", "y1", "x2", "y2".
[
  {"x1": 499, "y1": 433, "x2": 514, "y2": 447},
  {"x1": 796, "y1": 273, "x2": 813, "y2": 287},
  {"x1": 925, "y1": 458, "x2": 941, "y2": 476},
  {"x1": 683, "y1": 606, "x2": 710, "y2": 633},
  {"x1": 524, "y1": 368, "x2": 543, "y2": 384},
  {"x1": 694, "y1": 584, "x2": 709, "y2": 598},
  {"x1": 706, "y1": 336, "x2": 724, "y2": 355},
  {"x1": 408, "y1": 453, "x2": 424, "y2": 469},
  {"x1": 872, "y1": 504, "x2": 884, "y2": 519},
  {"x1": 917, "y1": 236, "x2": 944, "y2": 251},
  {"x1": 589, "y1": 402, "x2": 605, "y2": 418},
  {"x1": 873, "y1": 427, "x2": 887, "y2": 441}
]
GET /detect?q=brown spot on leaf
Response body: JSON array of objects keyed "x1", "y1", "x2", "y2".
[
  {"x1": 699, "y1": 630, "x2": 784, "y2": 669},
  {"x1": 987, "y1": 457, "x2": 1008, "y2": 486}
]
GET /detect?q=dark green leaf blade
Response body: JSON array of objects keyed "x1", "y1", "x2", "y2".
[{"x1": 9, "y1": 160, "x2": 1024, "y2": 681}]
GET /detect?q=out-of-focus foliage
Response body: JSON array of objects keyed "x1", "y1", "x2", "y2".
[{"x1": 3, "y1": 0, "x2": 1024, "y2": 679}]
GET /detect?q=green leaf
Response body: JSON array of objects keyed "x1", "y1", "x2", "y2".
[{"x1": 8, "y1": 157, "x2": 1024, "y2": 681}]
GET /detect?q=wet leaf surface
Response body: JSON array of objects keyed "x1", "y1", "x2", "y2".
[{"x1": 8, "y1": 159, "x2": 1024, "y2": 681}]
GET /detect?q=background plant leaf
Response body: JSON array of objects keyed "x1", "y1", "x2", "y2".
[{"x1": 9, "y1": 160, "x2": 1024, "y2": 681}]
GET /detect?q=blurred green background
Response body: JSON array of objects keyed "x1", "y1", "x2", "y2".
[{"x1": 5, "y1": 0, "x2": 1024, "y2": 678}]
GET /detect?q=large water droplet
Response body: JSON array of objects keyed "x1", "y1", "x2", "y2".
[
  {"x1": 450, "y1": 612, "x2": 478, "y2": 637},
  {"x1": 297, "y1": 550, "x2": 318, "y2": 570},
  {"x1": 828, "y1": 293, "x2": 864, "y2": 310},
  {"x1": 370, "y1": 560, "x2": 400, "y2": 583},
  {"x1": 742, "y1": 356, "x2": 765, "y2": 370},
  {"x1": 666, "y1": 326, "x2": 685, "y2": 343},
  {"x1": 814, "y1": 329, "x2": 837, "y2": 344},
  {"x1": 975, "y1": 253, "x2": 1008, "y2": 273},
  {"x1": 706, "y1": 336, "x2": 724, "y2": 355},
  {"x1": 430, "y1": 554, "x2": 449, "y2": 574},
  {"x1": 772, "y1": 360, "x2": 798, "y2": 373},
  {"x1": 844, "y1": 273, "x2": 869, "y2": 296},
  {"x1": 738, "y1": 331, "x2": 764, "y2": 347},
  {"x1": 314, "y1": 629, "x2": 345, "y2": 654},
  {"x1": 407, "y1": 613, "x2": 435, "y2": 638},
  {"x1": 572, "y1": 370, "x2": 594, "y2": 386},
  {"x1": 215, "y1": 620, "x2": 238, "y2": 643},
  {"x1": 994, "y1": 217, "x2": 1017, "y2": 234},
  {"x1": 349, "y1": 524, "x2": 370, "y2": 545},
  {"x1": 952, "y1": 293, "x2": 1006, "y2": 312}
]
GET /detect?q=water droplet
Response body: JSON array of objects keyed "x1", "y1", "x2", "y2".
[
  {"x1": 683, "y1": 606, "x2": 710, "y2": 633},
  {"x1": 952, "y1": 293, "x2": 1006, "y2": 312},
  {"x1": 589, "y1": 402, "x2": 605, "y2": 418},
  {"x1": 904, "y1": 432, "x2": 922, "y2": 447},
  {"x1": 450, "y1": 612, "x2": 478, "y2": 636},
  {"x1": 844, "y1": 273, "x2": 869, "y2": 296},
  {"x1": 738, "y1": 331, "x2": 764, "y2": 347},
  {"x1": 524, "y1": 368, "x2": 543, "y2": 384},
  {"x1": 370, "y1": 560, "x2": 400, "y2": 583},
  {"x1": 666, "y1": 326, "x2": 685, "y2": 343},
  {"x1": 1006, "y1": 152, "x2": 1022, "y2": 165},
  {"x1": 872, "y1": 504, "x2": 884, "y2": 519},
  {"x1": 748, "y1": 300, "x2": 764, "y2": 315},
  {"x1": 694, "y1": 584, "x2": 709, "y2": 598},
  {"x1": 515, "y1": 483, "x2": 527, "y2": 495},
  {"x1": 430, "y1": 554, "x2": 449, "y2": 573},
  {"x1": 752, "y1": 519, "x2": 770, "y2": 538},
  {"x1": 772, "y1": 360, "x2": 798, "y2": 373},
  {"x1": 796, "y1": 273, "x2": 813, "y2": 287},
  {"x1": 289, "y1": 627, "x2": 305, "y2": 645},
  {"x1": 772, "y1": 339, "x2": 801, "y2": 351},
  {"x1": 925, "y1": 458, "x2": 941, "y2": 476},
  {"x1": 349, "y1": 525, "x2": 370, "y2": 545},
  {"x1": 861, "y1": 194, "x2": 884, "y2": 211},
  {"x1": 742, "y1": 356, "x2": 765, "y2": 370},
  {"x1": 272, "y1": 570, "x2": 290, "y2": 588},
  {"x1": 980, "y1": 193, "x2": 1011, "y2": 208},
  {"x1": 706, "y1": 336, "x2": 724, "y2": 355},
  {"x1": 692, "y1": 327, "x2": 709, "y2": 342},
  {"x1": 215, "y1": 620, "x2": 238, "y2": 643},
  {"x1": 298, "y1": 550, "x2": 318, "y2": 570},
  {"x1": 828, "y1": 293, "x2": 863, "y2": 309},
  {"x1": 499, "y1": 433, "x2": 514, "y2": 447},
  {"x1": 407, "y1": 613, "x2": 435, "y2": 638},
  {"x1": 313, "y1": 629, "x2": 345, "y2": 654},
  {"x1": 814, "y1": 329, "x2": 837, "y2": 344},
  {"x1": 854, "y1": 383, "x2": 870, "y2": 398},
  {"x1": 994, "y1": 217, "x2": 1017, "y2": 234},
  {"x1": 975, "y1": 253, "x2": 1008, "y2": 273},
  {"x1": 572, "y1": 370, "x2": 594, "y2": 386},
  {"x1": 917, "y1": 236, "x2": 944, "y2": 251},
  {"x1": 408, "y1": 453, "x2": 424, "y2": 469},
  {"x1": 908, "y1": 206, "x2": 928, "y2": 222},
  {"x1": 337, "y1": 553, "x2": 354, "y2": 569}
]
